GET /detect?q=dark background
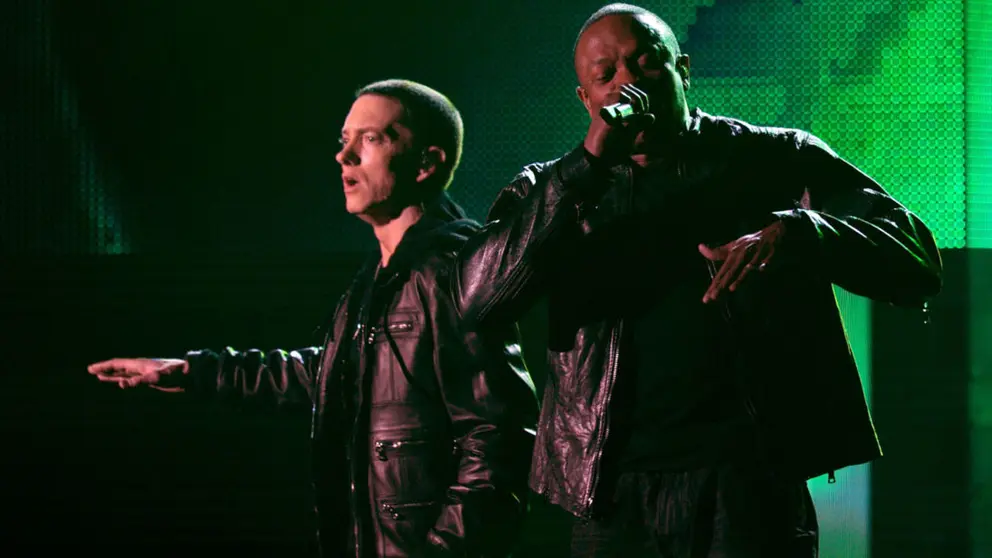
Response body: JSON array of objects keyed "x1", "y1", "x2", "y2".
[{"x1": 0, "y1": 0, "x2": 980, "y2": 556}]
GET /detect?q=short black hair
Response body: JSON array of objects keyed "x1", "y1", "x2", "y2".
[
  {"x1": 354, "y1": 79, "x2": 464, "y2": 196},
  {"x1": 573, "y1": 3, "x2": 681, "y2": 61}
]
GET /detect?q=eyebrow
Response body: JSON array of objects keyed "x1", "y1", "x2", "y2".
[
  {"x1": 340, "y1": 126, "x2": 382, "y2": 137},
  {"x1": 587, "y1": 42, "x2": 661, "y2": 66},
  {"x1": 339, "y1": 125, "x2": 401, "y2": 140}
]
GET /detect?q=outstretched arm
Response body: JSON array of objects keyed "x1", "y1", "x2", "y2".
[{"x1": 88, "y1": 346, "x2": 322, "y2": 410}]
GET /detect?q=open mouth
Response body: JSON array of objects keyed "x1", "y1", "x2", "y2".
[{"x1": 343, "y1": 177, "x2": 359, "y2": 187}]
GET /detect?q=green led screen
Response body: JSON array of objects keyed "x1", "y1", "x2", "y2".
[
  {"x1": 967, "y1": 0, "x2": 992, "y2": 249},
  {"x1": 689, "y1": 3, "x2": 965, "y2": 247}
]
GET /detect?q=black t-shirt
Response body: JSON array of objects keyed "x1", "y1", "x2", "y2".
[{"x1": 591, "y1": 161, "x2": 757, "y2": 472}]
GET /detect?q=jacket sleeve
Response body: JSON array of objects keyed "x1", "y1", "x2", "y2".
[
  {"x1": 183, "y1": 346, "x2": 321, "y2": 411},
  {"x1": 773, "y1": 132, "x2": 943, "y2": 307},
  {"x1": 425, "y1": 287, "x2": 539, "y2": 555},
  {"x1": 453, "y1": 145, "x2": 608, "y2": 325}
]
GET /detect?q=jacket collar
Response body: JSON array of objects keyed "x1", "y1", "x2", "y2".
[{"x1": 372, "y1": 192, "x2": 476, "y2": 288}]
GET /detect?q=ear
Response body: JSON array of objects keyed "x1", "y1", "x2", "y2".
[
  {"x1": 576, "y1": 85, "x2": 593, "y2": 115},
  {"x1": 415, "y1": 146, "x2": 446, "y2": 184},
  {"x1": 677, "y1": 54, "x2": 691, "y2": 91}
]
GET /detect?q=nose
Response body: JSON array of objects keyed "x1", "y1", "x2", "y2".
[
  {"x1": 615, "y1": 61, "x2": 639, "y2": 85},
  {"x1": 335, "y1": 139, "x2": 359, "y2": 166}
]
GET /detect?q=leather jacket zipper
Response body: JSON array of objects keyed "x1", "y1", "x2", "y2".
[
  {"x1": 311, "y1": 292, "x2": 349, "y2": 440},
  {"x1": 379, "y1": 500, "x2": 435, "y2": 521},
  {"x1": 349, "y1": 303, "x2": 373, "y2": 558},
  {"x1": 374, "y1": 438, "x2": 429, "y2": 461},
  {"x1": 583, "y1": 319, "x2": 623, "y2": 517},
  {"x1": 366, "y1": 320, "x2": 413, "y2": 344},
  {"x1": 310, "y1": 325, "x2": 332, "y2": 441}
]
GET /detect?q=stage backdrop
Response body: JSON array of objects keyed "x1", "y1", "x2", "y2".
[{"x1": 2, "y1": 1, "x2": 984, "y2": 556}]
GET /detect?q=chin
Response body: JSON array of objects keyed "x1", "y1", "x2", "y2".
[
  {"x1": 343, "y1": 193, "x2": 364, "y2": 212},
  {"x1": 344, "y1": 201, "x2": 365, "y2": 215}
]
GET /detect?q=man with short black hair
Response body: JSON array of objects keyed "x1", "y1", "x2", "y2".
[
  {"x1": 89, "y1": 79, "x2": 538, "y2": 558},
  {"x1": 455, "y1": 4, "x2": 941, "y2": 557}
]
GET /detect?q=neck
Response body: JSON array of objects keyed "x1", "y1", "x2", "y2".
[{"x1": 367, "y1": 204, "x2": 425, "y2": 268}]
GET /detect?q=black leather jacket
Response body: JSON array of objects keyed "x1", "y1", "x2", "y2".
[
  {"x1": 186, "y1": 195, "x2": 539, "y2": 557},
  {"x1": 454, "y1": 109, "x2": 942, "y2": 519}
]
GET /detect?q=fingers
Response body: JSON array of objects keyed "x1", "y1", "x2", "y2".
[
  {"x1": 702, "y1": 238, "x2": 777, "y2": 303},
  {"x1": 88, "y1": 359, "x2": 136, "y2": 379},
  {"x1": 728, "y1": 243, "x2": 774, "y2": 292},
  {"x1": 93, "y1": 369, "x2": 143, "y2": 386},
  {"x1": 727, "y1": 260, "x2": 757, "y2": 294},
  {"x1": 617, "y1": 86, "x2": 633, "y2": 108},
  {"x1": 620, "y1": 84, "x2": 654, "y2": 128},
  {"x1": 150, "y1": 385, "x2": 185, "y2": 394},
  {"x1": 93, "y1": 372, "x2": 128, "y2": 383},
  {"x1": 87, "y1": 358, "x2": 148, "y2": 388},
  {"x1": 698, "y1": 243, "x2": 726, "y2": 261},
  {"x1": 87, "y1": 358, "x2": 128, "y2": 375},
  {"x1": 620, "y1": 84, "x2": 650, "y2": 114},
  {"x1": 118, "y1": 375, "x2": 143, "y2": 389},
  {"x1": 703, "y1": 248, "x2": 747, "y2": 303},
  {"x1": 758, "y1": 247, "x2": 774, "y2": 269}
]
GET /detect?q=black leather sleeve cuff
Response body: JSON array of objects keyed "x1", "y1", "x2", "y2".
[
  {"x1": 771, "y1": 208, "x2": 821, "y2": 271},
  {"x1": 184, "y1": 349, "x2": 219, "y2": 396}
]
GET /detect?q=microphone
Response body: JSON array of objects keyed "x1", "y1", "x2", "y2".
[{"x1": 600, "y1": 102, "x2": 637, "y2": 125}]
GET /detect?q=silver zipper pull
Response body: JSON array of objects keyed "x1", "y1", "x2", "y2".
[{"x1": 381, "y1": 503, "x2": 400, "y2": 520}]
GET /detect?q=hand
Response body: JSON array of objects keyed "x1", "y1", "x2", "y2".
[
  {"x1": 698, "y1": 220, "x2": 786, "y2": 303},
  {"x1": 87, "y1": 358, "x2": 189, "y2": 392},
  {"x1": 583, "y1": 83, "x2": 656, "y2": 161}
]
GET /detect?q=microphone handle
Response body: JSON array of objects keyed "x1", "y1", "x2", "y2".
[{"x1": 600, "y1": 103, "x2": 636, "y2": 125}]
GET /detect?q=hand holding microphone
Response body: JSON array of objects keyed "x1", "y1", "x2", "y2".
[
  {"x1": 584, "y1": 83, "x2": 656, "y2": 160},
  {"x1": 600, "y1": 83, "x2": 653, "y2": 125}
]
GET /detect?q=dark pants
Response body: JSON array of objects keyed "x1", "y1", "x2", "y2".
[{"x1": 570, "y1": 465, "x2": 818, "y2": 558}]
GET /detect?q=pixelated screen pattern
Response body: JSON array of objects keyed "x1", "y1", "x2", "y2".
[
  {"x1": 2, "y1": 0, "x2": 129, "y2": 255},
  {"x1": 967, "y1": 0, "x2": 992, "y2": 248}
]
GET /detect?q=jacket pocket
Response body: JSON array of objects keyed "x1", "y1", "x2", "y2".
[
  {"x1": 367, "y1": 317, "x2": 417, "y2": 344},
  {"x1": 376, "y1": 498, "x2": 441, "y2": 556},
  {"x1": 378, "y1": 499, "x2": 438, "y2": 521},
  {"x1": 374, "y1": 437, "x2": 435, "y2": 461},
  {"x1": 373, "y1": 434, "x2": 459, "y2": 462},
  {"x1": 369, "y1": 433, "x2": 457, "y2": 505}
]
